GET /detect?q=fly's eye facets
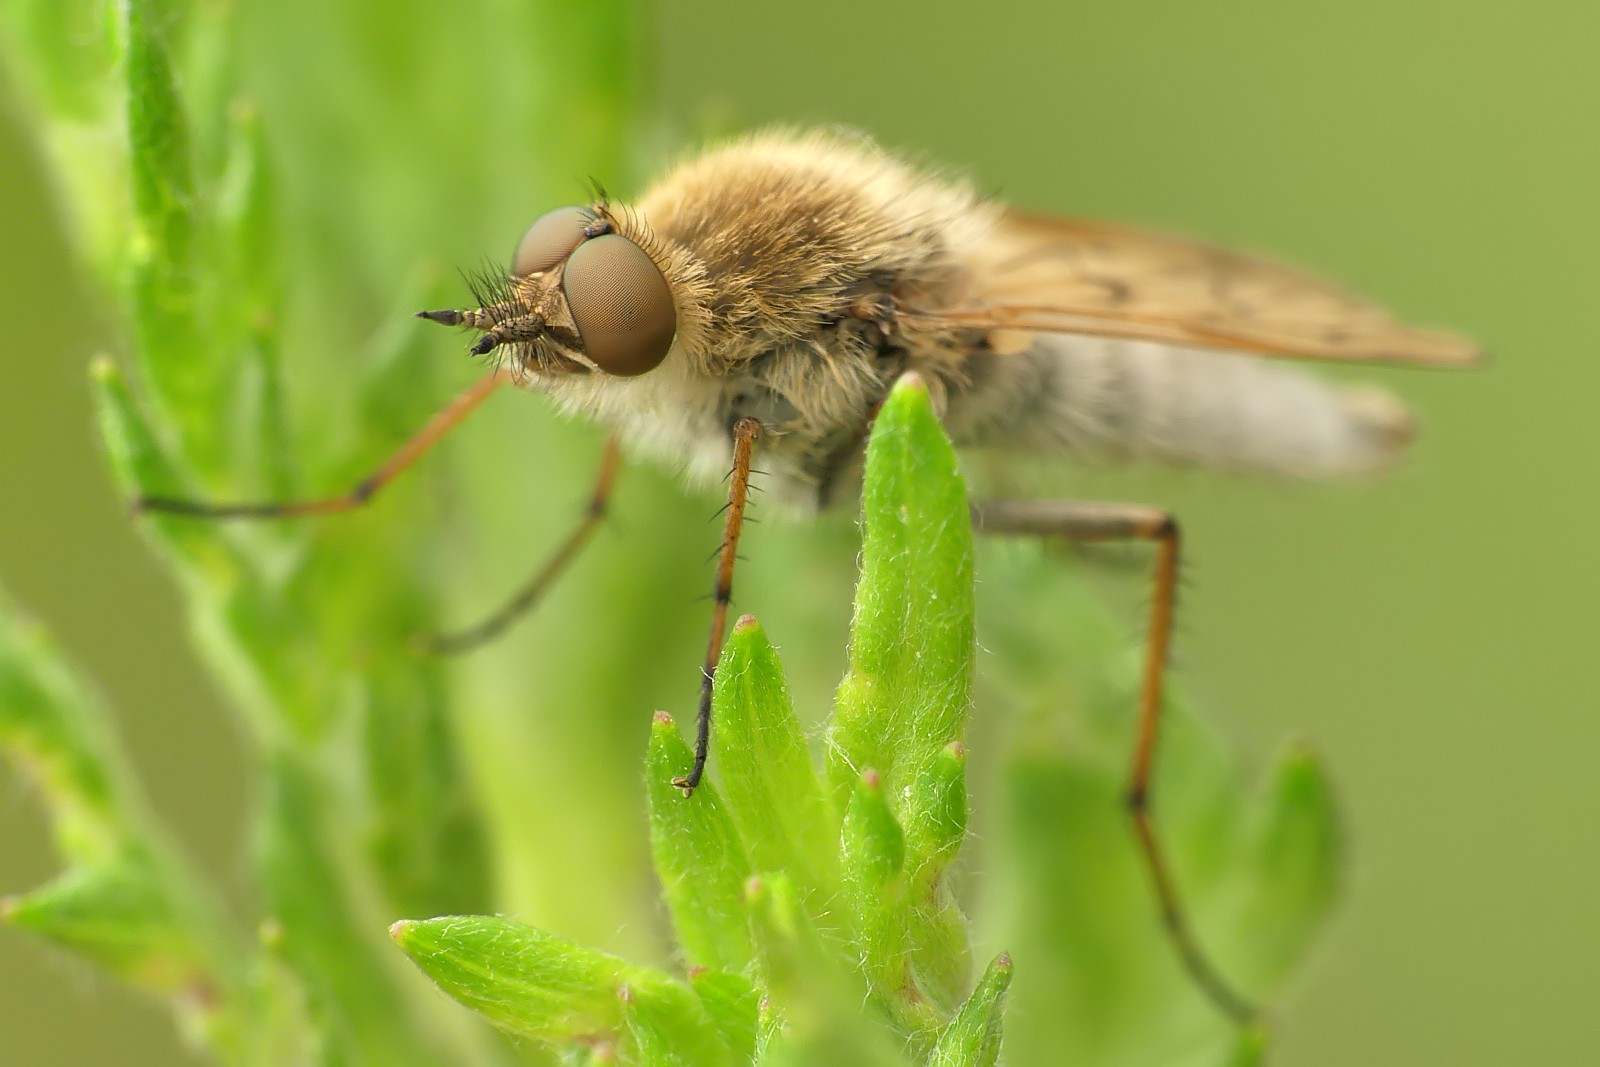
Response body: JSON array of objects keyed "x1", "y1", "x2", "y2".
[
  {"x1": 562, "y1": 234, "x2": 677, "y2": 377},
  {"x1": 512, "y1": 206, "x2": 591, "y2": 276}
]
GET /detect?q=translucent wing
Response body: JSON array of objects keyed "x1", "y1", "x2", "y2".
[{"x1": 911, "y1": 210, "x2": 1480, "y2": 366}]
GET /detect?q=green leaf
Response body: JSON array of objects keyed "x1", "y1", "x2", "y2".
[
  {"x1": 123, "y1": 0, "x2": 195, "y2": 261},
  {"x1": 1222, "y1": 1026, "x2": 1269, "y2": 1067},
  {"x1": 93, "y1": 357, "x2": 306, "y2": 743},
  {"x1": 214, "y1": 100, "x2": 291, "y2": 496},
  {"x1": 0, "y1": 591, "x2": 281, "y2": 1062},
  {"x1": 989, "y1": 754, "x2": 1179, "y2": 1066},
  {"x1": 928, "y1": 952, "x2": 1014, "y2": 1067},
  {"x1": 1226, "y1": 746, "x2": 1343, "y2": 990},
  {"x1": 839, "y1": 766, "x2": 962, "y2": 1039},
  {"x1": 840, "y1": 769, "x2": 909, "y2": 998},
  {"x1": 0, "y1": 597, "x2": 123, "y2": 861},
  {"x1": 827, "y1": 375, "x2": 975, "y2": 857},
  {"x1": 989, "y1": 726, "x2": 1289, "y2": 1063},
  {"x1": 91, "y1": 357, "x2": 232, "y2": 572},
  {"x1": 620, "y1": 977, "x2": 737, "y2": 1067},
  {"x1": 646, "y1": 711, "x2": 756, "y2": 974},
  {"x1": 358, "y1": 660, "x2": 492, "y2": 918},
  {"x1": 260, "y1": 753, "x2": 444, "y2": 1066},
  {"x1": 745, "y1": 874, "x2": 914, "y2": 1067},
  {"x1": 842, "y1": 768, "x2": 905, "y2": 891},
  {"x1": 828, "y1": 376, "x2": 976, "y2": 1025},
  {"x1": 905, "y1": 741, "x2": 968, "y2": 877},
  {"x1": 2, "y1": 0, "x2": 119, "y2": 120},
  {"x1": 712, "y1": 616, "x2": 837, "y2": 905},
  {"x1": 689, "y1": 968, "x2": 760, "y2": 1063},
  {"x1": 121, "y1": 0, "x2": 222, "y2": 465},
  {"x1": 901, "y1": 741, "x2": 972, "y2": 1006},
  {"x1": 744, "y1": 873, "x2": 840, "y2": 1010},
  {"x1": 391, "y1": 914, "x2": 696, "y2": 1053},
  {"x1": 969, "y1": 524, "x2": 1348, "y2": 1065},
  {"x1": 3, "y1": 861, "x2": 210, "y2": 993}
]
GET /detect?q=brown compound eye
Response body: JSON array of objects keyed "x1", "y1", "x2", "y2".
[
  {"x1": 512, "y1": 206, "x2": 591, "y2": 276},
  {"x1": 562, "y1": 234, "x2": 677, "y2": 377}
]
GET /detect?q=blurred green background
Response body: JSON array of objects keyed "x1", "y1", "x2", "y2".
[{"x1": 1, "y1": 1, "x2": 1595, "y2": 1065}]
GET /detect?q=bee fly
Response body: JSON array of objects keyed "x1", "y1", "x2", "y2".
[{"x1": 136, "y1": 129, "x2": 1479, "y2": 1023}]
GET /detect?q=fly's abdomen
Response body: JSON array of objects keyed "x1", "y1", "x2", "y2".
[{"x1": 951, "y1": 335, "x2": 1415, "y2": 478}]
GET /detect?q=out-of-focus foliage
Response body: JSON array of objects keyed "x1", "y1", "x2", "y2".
[{"x1": 0, "y1": 2, "x2": 1340, "y2": 1064}]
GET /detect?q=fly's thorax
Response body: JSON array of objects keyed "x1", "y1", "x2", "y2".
[{"x1": 637, "y1": 130, "x2": 997, "y2": 374}]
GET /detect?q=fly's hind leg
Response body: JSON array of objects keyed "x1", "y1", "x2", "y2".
[{"x1": 970, "y1": 498, "x2": 1258, "y2": 1026}]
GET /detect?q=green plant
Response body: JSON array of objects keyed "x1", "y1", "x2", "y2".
[{"x1": 0, "y1": 3, "x2": 1340, "y2": 1064}]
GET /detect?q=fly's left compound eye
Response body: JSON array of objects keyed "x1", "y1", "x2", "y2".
[
  {"x1": 561, "y1": 234, "x2": 676, "y2": 377},
  {"x1": 512, "y1": 206, "x2": 592, "y2": 276}
]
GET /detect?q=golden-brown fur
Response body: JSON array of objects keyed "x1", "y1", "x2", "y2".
[{"x1": 490, "y1": 129, "x2": 1452, "y2": 512}]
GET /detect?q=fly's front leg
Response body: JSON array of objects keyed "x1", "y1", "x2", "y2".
[
  {"x1": 673, "y1": 416, "x2": 762, "y2": 797},
  {"x1": 134, "y1": 369, "x2": 512, "y2": 519},
  {"x1": 971, "y1": 498, "x2": 1258, "y2": 1026},
  {"x1": 420, "y1": 435, "x2": 623, "y2": 654}
]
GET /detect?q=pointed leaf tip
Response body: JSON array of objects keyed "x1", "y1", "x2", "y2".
[
  {"x1": 3, "y1": 863, "x2": 212, "y2": 993},
  {"x1": 1223, "y1": 1022, "x2": 1272, "y2": 1067},
  {"x1": 929, "y1": 952, "x2": 1015, "y2": 1067},
  {"x1": 906, "y1": 739, "x2": 969, "y2": 874},
  {"x1": 842, "y1": 767, "x2": 904, "y2": 884},
  {"x1": 893, "y1": 371, "x2": 927, "y2": 394},
  {"x1": 257, "y1": 917, "x2": 284, "y2": 949},
  {"x1": 89, "y1": 355, "x2": 119, "y2": 385}
]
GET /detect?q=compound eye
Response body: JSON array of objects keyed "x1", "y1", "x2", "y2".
[
  {"x1": 562, "y1": 234, "x2": 676, "y2": 377},
  {"x1": 512, "y1": 206, "x2": 591, "y2": 276}
]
